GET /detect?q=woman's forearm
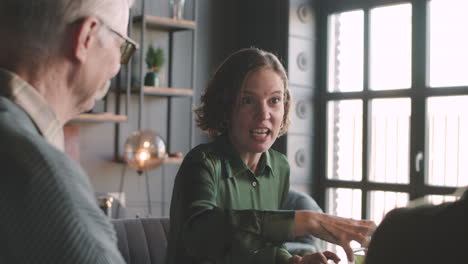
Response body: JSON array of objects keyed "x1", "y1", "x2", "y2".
[{"x1": 294, "y1": 210, "x2": 376, "y2": 261}]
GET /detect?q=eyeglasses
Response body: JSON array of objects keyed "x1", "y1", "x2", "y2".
[{"x1": 99, "y1": 19, "x2": 139, "y2": 64}]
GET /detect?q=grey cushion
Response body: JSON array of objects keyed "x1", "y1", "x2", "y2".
[
  {"x1": 112, "y1": 218, "x2": 169, "y2": 264},
  {"x1": 281, "y1": 189, "x2": 324, "y2": 255}
]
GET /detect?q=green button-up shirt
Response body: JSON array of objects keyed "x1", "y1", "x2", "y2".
[{"x1": 167, "y1": 136, "x2": 296, "y2": 264}]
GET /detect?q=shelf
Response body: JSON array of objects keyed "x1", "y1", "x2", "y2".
[
  {"x1": 122, "y1": 86, "x2": 193, "y2": 97},
  {"x1": 142, "y1": 86, "x2": 193, "y2": 97},
  {"x1": 69, "y1": 113, "x2": 128, "y2": 123},
  {"x1": 164, "y1": 157, "x2": 184, "y2": 164},
  {"x1": 133, "y1": 15, "x2": 196, "y2": 31},
  {"x1": 115, "y1": 156, "x2": 184, "y2": 165}
]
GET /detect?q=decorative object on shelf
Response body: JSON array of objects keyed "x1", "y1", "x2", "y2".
[
  {"x1": 170, "y1": 0, "x2": 186, "y2": 20},
  {"x1": 124, "y1": 129, "x2": 167, "y2": 174},
  {"x1": 144, "y1": 45, "x2": 165, "y2": 87}
]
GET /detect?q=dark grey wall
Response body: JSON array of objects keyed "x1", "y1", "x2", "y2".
[{"x1": 192, "y1": 0, "x2": 242, "y2": 146}]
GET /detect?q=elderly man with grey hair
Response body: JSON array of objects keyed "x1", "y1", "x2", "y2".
[{"x1": 0, "y1": 0, "x2": 137, "y2": 263}]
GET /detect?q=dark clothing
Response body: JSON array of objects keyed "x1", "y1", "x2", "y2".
[
  {"x1": 366, "y1": 190, "x2": 468, "y2": 264},
  {"x1": 167, "y1": 136, "x2": 295, "y2": 264}
]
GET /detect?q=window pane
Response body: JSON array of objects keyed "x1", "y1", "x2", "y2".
[
  {"x1": 429, "y1": 0, "x2": 468, "y2": 87},
  {"x1": 369, "y1": 191, "x2": 409, "y2": 224},
  {"x1": 426, "y1": 195, "x2": 458, "y2": 205},
  {"x1": 369, "y1": 4, "x2": 412, "y2": 90},
  {"x1": 327, "y1": 100, "x2": 362, "y2": 181},
  {"x1": 326, "y1": 188, "x2": 362, "y2": 260},
  {"x1": 326, "y1": 188, "x2": 362, "y2": 218},
  {"x1": 427, "y1": 96, "x2": 468, "y2": 187},
  {"x1": 407, "y1": 194, "x2": 459, "y2": 207},
  {"x1": 327, "y1": 10, "x2": 364, "y2": 92},
  {"x1": 369, "y1": 98, "x2": 411, "y2": 183}
]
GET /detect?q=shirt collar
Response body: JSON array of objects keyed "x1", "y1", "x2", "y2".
[
  {"x1": 214, "y1": 135, "x2": 274, "y2": 178},
  {"x1": 0, "y1": 68, "x2": 64, "y2": 151}
]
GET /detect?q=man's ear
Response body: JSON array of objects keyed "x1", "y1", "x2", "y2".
[{"x1": 72, "y1": 17, "x2": 100, "y2": 63}]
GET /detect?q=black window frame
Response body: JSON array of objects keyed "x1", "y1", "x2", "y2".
[{"x1": 314, "y1": 0, "x2": 462, "y2": 220}]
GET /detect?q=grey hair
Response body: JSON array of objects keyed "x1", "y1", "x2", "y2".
[{"x1": 0, "y1": 0, "x2": 135, "y2": 60}]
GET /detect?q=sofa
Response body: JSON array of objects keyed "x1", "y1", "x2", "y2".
[
  {"x1": 111, "y1": 190, "x2": 323, "y2": 264},
  {"x1": 112, "y1": 217, "x2": 169, "y2": 264}
]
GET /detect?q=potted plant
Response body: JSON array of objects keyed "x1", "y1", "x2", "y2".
[{"x1": 144, "y1": 45, "x2": 165, "y2": 87}]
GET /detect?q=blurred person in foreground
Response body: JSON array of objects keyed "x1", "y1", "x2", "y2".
[
  {"x1": 0, "y1": 0, "x2": 137, "y2": 263},
  {"x1": 167, "y1": 47, "x2": 376, "y2": 264},
  {"x1": 365, "y1": 186, "x2": 468, "y2": 264}
]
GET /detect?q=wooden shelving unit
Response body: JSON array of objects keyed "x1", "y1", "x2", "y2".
[
  {"x1": 114, "y1": 0, "x2": 197, "y2": 217},
  {"x1": 130, "y1": 12, "x2": 196, "y2": 156},
  {"x1": 69, "y1": 113, "x2": 128, "y2": 123},
  {"x1": 133, "y1": 15, "x2": 196, "y2": 31}
]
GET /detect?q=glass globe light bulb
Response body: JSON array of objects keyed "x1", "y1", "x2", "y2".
[
  {"x1": 123, "y1": 130, "x2": 167, "y2": 173},
  {"x1": 137, "y1": 149, "x2": 150, "y2": 161}
]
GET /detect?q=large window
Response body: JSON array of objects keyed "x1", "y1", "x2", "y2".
[{"x1": 318, "y1": 0, "x2": 467, "y2": 258}]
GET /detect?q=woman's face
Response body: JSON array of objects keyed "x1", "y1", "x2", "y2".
[{"x1": 228, "y1": 68, "x2": 285, "y2": 155}]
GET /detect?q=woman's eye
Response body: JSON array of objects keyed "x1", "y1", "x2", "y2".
[
  {"x1": 270, "y1": 97, "x2": 281, "y2": 104},
  {"x1": 241, "y1": 97, "x2": 253, "y2": 104}
]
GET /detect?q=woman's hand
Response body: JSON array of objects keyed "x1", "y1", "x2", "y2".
[
  {"x1": 288, "y1": 251, "x2": 341, "y2": 264},
  {"x1": 295, "y1": 211, "x2": 376, "y2": 261}
]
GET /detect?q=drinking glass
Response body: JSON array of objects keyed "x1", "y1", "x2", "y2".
[
  {"x1": 348, "y1": 248, "x2": 367, "y2": 264},
  {"x1": 170, "y1": 0, "x2": 186, "y2": 20}
]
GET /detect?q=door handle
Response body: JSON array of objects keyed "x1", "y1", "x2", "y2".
[{"x1": 415, "y1": 151, "x2": 423, "y2": 173}]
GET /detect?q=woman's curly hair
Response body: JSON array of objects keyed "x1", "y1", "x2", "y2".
[{"x1": 194, "y1": 47, "x2": 291, "y2": 138}]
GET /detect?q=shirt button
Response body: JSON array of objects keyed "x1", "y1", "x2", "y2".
[{"x1": 252, "y1": 181, "x2": 257, "y2": 187}]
